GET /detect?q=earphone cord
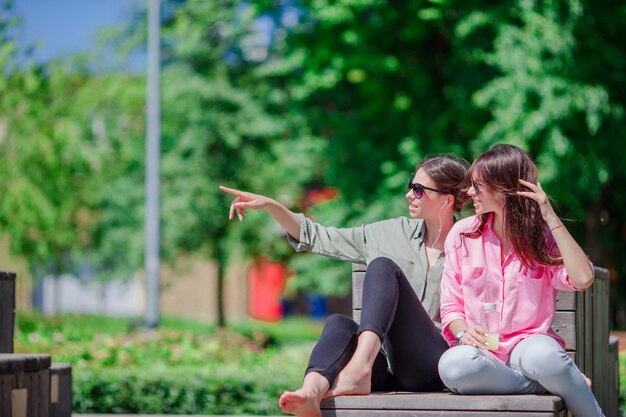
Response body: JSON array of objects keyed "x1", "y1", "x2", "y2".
[{"x1": 431, "y1": 203, "x2": 444, "y2": 248}]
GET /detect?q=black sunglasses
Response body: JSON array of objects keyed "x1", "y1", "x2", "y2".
[
  {"x1": 471, "y1": 180, "x2": 482, "y2": 195},
  {"x1": 408, "y1": 178, "x2": 444, "y2": 199}
]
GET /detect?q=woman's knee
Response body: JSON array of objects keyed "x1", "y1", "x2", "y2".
[
  {"x1": 438, "y1": 346, "x2": 484, "y2": 387},
  {"x1": 367, "y1": 256, "x2": 398, "y2": 273},
  {"x1": 365, "y1": 257, "x2": 402, "y2": 287},
  {"x1": 515, "y1": 335, "x2": 571, "y2": 377},
  {"x1": 322, "y1": 313, "x2": 358, "y2": 336}
]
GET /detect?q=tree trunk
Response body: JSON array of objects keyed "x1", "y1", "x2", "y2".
[{"x1": 217, "y1": 257, "x2": 226, "y2": 327}]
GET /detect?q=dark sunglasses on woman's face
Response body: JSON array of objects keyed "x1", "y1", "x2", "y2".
[
  {"x1": 408, "y1": 178, "x2": 444, "y2": 199},
  {"x1": 471, "y1": 180, "x2": 482, "y2": 195}
]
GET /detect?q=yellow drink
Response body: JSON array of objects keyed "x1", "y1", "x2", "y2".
[{"x1": 485, "y1": 333, "x2": 499, "y2": 350}]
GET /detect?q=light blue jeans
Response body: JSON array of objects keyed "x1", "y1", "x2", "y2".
[{"x1": 438, "y1": 334, "x2": 605, "y2": 417}]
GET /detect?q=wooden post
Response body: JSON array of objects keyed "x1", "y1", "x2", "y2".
[
  {"x1": 608, "y1": 336, "x2": 619, "y2": 417},
  {"x1": 0, "y1": 354, "x2": 53, "y2": 417},
  {"x1": 0, "y1": 271, "x2": 16, "y2": 353},
  {"x1": 49, "y1": 364, "x2": 72, "y2": 417}
]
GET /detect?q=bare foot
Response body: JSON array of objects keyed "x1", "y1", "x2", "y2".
[
  {"x1": 324, "y1": 366, "x2": 371, "y2": 398},
  {"x1": 279, "y1": 389, "x2": 322, "y2": 417}
]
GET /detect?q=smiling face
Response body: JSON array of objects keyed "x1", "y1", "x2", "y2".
[
  {"x1": 467, "y1": 175, "x2": 505, "y2": 216},
  {"x1": 406, "y1": 168, "x2": 448, "y2": 220}
]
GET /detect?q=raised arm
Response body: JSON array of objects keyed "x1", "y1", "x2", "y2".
[
  {"x1": 517, "y1": 179, "x2": 595, "y2": 289},
  {"x1": 219, "y1": 186, "x2": 301, "y2": 239}
]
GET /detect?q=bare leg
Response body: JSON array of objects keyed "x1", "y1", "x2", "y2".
[
  {"x1": 279, "y1": 372, "x2": 330, "y2": 417},
  {"x1": 325, "y1": 331, "x2": 381, "y2": 398}
]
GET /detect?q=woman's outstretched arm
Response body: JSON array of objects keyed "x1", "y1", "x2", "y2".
[{"x1": 219, "y1": 186, "x2": 301, "y2": 239}]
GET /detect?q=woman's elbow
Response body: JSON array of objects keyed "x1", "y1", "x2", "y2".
[{"x1": 572, "y1": 270, "x2": 595, "y2": 290}]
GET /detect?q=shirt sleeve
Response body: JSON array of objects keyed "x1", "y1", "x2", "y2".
[
  {"x1": 287, "y1": 213, "x2": 369, "y2": 264},
  {"x1": 545, "y1": 235, "x2": 591, "y2": 292},
  {"x1": 440, "y1": 229, "x2": 466, "y2": 345}
]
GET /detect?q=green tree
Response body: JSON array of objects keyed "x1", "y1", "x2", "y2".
[
  {"x1": 159, "y1": 0, "x2": 327, "y2": 324},
  {"x1": 0, "y1": 4, "x2": 103, "y2": 294},
  {"x1": 457, "y1": 0, "x2": 626, "y2": 325},
  {"x1": 255, "y1": 0, "x2": 626, "y2": 312}
]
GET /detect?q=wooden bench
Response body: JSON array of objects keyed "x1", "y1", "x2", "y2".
[
  {"x1": 0, "y1": 270, "x2": 73, "y2": 417},
  {"x1": 1, "y1": 271, "x2": 16, "y2": 354},
  {"x1": 320, "y1": 264, "x2": 619, "y2": 417}
]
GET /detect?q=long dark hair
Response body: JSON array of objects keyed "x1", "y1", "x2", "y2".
[
  {"x1": 464, "y1": 144, "x2": 562, "y2": 267},
  {"x1": 418, "y1": 154, "x2": 470, "y2": 212}
]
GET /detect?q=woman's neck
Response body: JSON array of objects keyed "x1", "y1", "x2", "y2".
[
  {"x1": 492, "y1": 212, "x2": 511, "y2": 254},
  {"x1": 423, "y1": 215, "x2": 454, "y2": 250}
]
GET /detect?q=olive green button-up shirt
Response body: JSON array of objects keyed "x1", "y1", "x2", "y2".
[{"x1": 288, "y1": 213, "x2": 445, "y2": 327}]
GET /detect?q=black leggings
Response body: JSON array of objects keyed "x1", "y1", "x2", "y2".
[{"x1": 305, "y1": 257, "x2": 448, "y2": 391}]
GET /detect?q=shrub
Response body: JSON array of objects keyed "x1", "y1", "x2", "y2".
[
  {"x1": 15, "y1": 313, "x2": 317, "y2": 414},
  {"x1": 73, "y1": 356, "x2": 308, "y2": 414}
]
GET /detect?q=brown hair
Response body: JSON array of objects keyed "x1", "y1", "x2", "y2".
[
  {"x1": 464, "y1": 144, "x2": 562, "y2": 267},
  {"x1": 418, "y1": 154, "x2": 470, "y2": 212}
]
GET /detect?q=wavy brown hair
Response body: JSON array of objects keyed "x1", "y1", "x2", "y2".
[
  {"x1": 418, "y1": 154, "x2": 470, "y2": 212},
  {"x1": 463, "y1": 144, "x2": 562, "y2": 267}
]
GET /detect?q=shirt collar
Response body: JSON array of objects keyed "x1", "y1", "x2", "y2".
[
  {"x1": 483, "y1": 212, "x2": 495, "y2": 233},
  {"x1": 415, "y1": 219, "x2": 426, "y2": 241}
]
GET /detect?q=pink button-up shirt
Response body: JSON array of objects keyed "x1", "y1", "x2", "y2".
[{"x1": 440, "y1": 214, "x2": 584, "y2": 363}]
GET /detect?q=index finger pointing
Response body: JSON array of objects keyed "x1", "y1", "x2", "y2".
[{"x1": 219, "y1": 186, "x2": 244, "y2": 196}]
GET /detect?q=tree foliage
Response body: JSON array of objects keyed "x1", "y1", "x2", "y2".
[{"x1": 2, "y1": 0, "x2": 626, "y2": 325}]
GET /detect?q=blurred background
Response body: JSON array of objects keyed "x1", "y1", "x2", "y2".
[{"x1": 1, "y1": 0, "x2": 625, "y2": 414}]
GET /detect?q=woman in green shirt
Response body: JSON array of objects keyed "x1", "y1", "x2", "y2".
[{"x1": 221, "y1": 154, "x2": 468, "y2": 417}]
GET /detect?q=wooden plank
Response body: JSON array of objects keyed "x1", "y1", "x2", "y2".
[
  {"x1": 26, "y1": 366, "x2": 38, "y2": 417},
  {"x1": 591, "y1": 269, "x2": 610, "y2": 415},
  {"x1": 575, "y1": 267, "x2": 606, "y2": 414},
  {"x1": 0, "y1": 374, "x2": 13, "y2": 417},
  {"x1": 555, "y1": 292, "x2": 575, "y2": 311},
  {"x1": 352, "y1": 309, "x2": 576, "y2": 351},
  {"x1": 38, "y1": 369, "x2": 50, "y2": 417},
  {"x1": 321, "y1": 393, "x2": 564, "y2": 412},
  {"x1": 352, "y1": 267, "x2": 576, "y2": 311},
  {"x1": 0, "y1": 271, "x2": 16, "y2": 354},
  {"x1": 49, "y1": 364, "x2": 72, "y2": 417},
  {"x1": 321, "y1": 408, "x2": 566, "y2": 415},
  {"x1": 551, "y1": 312, "x2": 576, "y2": 350},
  {"x1": 608, "y1": 336, "x2": 619, "y2": 417}
]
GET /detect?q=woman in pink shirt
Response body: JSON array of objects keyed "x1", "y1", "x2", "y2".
[{"x1": 438, "y1": 144, "x2": 604, "y2": 417}]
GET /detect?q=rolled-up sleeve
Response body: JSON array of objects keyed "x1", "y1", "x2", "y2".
[
  {"x1": 287, "y1": 213, "x2": 368, "y2": 264},
  {"x1": 440, "y1": 232, "x2": 466, "y2": 345}
]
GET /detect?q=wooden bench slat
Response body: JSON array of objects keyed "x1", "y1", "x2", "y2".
[
  {"x1": 352, "y1": 309, "x2": 577, "y2": 351},
  {"x1": 0, "y1": 271, "x2": 16, "y2": 354},
  {"x1": 321, "y1": 411, "x2": 566, "y2": 417},
  {"x1": 352, "y1": 274, "x2": 576, "y2": 311},
  {"x1": 321, "y1": 393, "x2": 564, "y2": 411}
]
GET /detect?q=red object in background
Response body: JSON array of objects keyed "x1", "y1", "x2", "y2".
[
  {"x1": 302, "y1": 187, "x2": 339, "y2": 209},
  {"x1": 248, "y1": 257, "x2": 286, "y2": 322}
]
